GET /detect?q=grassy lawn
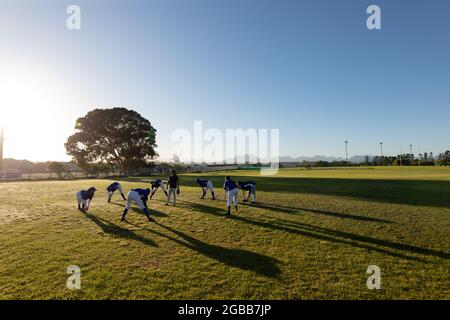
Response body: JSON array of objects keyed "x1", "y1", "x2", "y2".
[{"x1": 0, "y1": 167, "x2": 449, "y2": 299}]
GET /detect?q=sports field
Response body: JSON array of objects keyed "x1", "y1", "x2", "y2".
[{"x1": 0, "y1": 167, "x2": 449, "y2": 299}]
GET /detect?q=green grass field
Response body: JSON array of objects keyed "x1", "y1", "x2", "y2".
[{"x1": 0, "y1": 167, "x2": 449, "y2": 299}]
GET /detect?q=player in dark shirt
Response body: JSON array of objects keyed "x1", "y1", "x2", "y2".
[
  {"x1": 149, "y1": 179, "x2": 168, "y2": 199},
  {"x1": 238, "y1": 181, "x2": 256, "y2": 204},
  {"x1": 107, "y1": 182, "x2": 127, "y2": 202},
  {"x1": 223, "y1": 176, "x2": 238, "y2": 215},
  {"x1": 165, "y1": 170, "x2": 180, "y2": 206},
  {"x1": 196, "y1": 178, "x2": 215, "y2": 200},
  {"x1": 76, "y1": 187, "x2": 97, "y2": 212},
  {"x1": 121, "y1": 188, "x2": 154, "y2": 222}
]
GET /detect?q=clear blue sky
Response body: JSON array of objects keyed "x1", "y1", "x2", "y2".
[{"x1": 1, "y1": 0, "x2": 449, "y2": 161}]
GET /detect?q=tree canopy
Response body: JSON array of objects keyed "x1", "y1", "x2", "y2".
[
  {"x1": 47, "y1": 161, "x2": 65, "y2": 178},
  {"x1": 65, "y1": 108, "x2": 157, "y2": 174}
]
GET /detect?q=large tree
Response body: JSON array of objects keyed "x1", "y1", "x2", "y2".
[{"x1": 65, "y1": 108, "x2": 157, "y2": 174}]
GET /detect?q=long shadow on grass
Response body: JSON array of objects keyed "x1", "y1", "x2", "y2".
[
  {"x1": 275, "y1": 219, "x2": 449, "y2": 260},
  {"x1": 262, "y1": 177, "x2": 450, "y2": 208},
  {"x1": 188, "y1": 202, "x2": 449, "y2": 262},
  {"x1": 109, "y1": 202, "x2": 168, "y2": 217},
  {"x1": 174, "y1": 176, "x2": 450, "y2": 208},
  {"x1": 130, "y1": 222, "x2": 281, "y2": 278},
  {"x1": 183, "y1": 199, "x2": 391, "y2": 223},
  {"x1": 111, "y1": 175, "x2": 450, "y2": 207},
  {"x1": 245, "y1": 202, "x2": 392, "y2": 223},
  {"x1": 81, "y1": 211, "x2": 158, "y2": 247}
]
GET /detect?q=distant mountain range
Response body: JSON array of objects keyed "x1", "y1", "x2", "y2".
[
  {"x1": 2, "y1": 155, "x2": 377, "y2": 171},
  {"x1": 215, "y1": 154, "x2": 377, "y2": 164}
]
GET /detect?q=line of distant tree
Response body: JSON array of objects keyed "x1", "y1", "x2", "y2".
[
  {"x1": 0, "y1": 158, "x2": 211, "y2": 179},
  {"x1": 3, "y1": 149, "x2": 449, "y2": 178},
  {"x1": 281, "y1": 150, "x2": 450, "y2": 168},
  {"x1": 366, "y1": 151, "x2": 450, "y2": 166}
]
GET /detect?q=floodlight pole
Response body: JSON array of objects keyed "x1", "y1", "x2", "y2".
[
  {"x1": 380, "y1": 142, "x2": 383, "y2": 157},
  {"x1": 345, "y1": 141, "x2": 349, "y2": 165}
]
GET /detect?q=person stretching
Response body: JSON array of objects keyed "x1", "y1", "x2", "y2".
[
  {"x1": 238, "y1": 181, "x2": 256, "y2": 204},
  {"x1": 223, "y1": 176, "x2": 238, "y2": 215},
  {"x1": 121, "y1": 188, "x2": 154, "y2": 222},
  {"x1": 77, "y1": 187, "x2": 97, "y2": 212},
  {"x1": 107, "y1": 182, "x2": 127, "y2": 202},
  {"x1": 196, "y1": 178, "x2": 215, "y2": 200},
  {"x1": 149, "y1": 179, "x2": 168, "y2": 199}
]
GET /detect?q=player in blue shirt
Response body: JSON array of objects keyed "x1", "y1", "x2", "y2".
[
  {"x1": 238, "y1": 181, "x2": 256, "y2": 204},
  {"x1": 121, "y1": 188, "x2": 154, "y2": 222},
  {"x1": 196, "y1": 178, "x2": 216, "y2": 200},
  {"x1": 76, "y1": 187, "x2": 97, "y2": 212},
  {"x1": 223, "y1": 176, "x2": 238, "y2": 215},
  {"x1": 107, "y1": 182, "x2": 127, "y2": 202},
  {"x1": 149, "y1": 179, "x2": 168, "y2": 199}
]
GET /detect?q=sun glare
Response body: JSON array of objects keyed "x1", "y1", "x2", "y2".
[{"x1": 0, "y1": 64, "x2": 71, "y2": 161}]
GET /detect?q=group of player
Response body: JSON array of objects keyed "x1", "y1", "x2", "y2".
[{"x1": 76, "y1": 170, "x2": 257, "y2": 221}]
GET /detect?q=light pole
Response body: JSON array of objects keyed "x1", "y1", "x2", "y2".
[
  {"x1": 380, "y1": 142, "x2": 383, "y2": 157},
  {"x1": 345, "y1": 141, "x2": 349, "y2": 165},
  {"x1": 410, "y1": 144, "x2": 413, "y2": 155}
]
